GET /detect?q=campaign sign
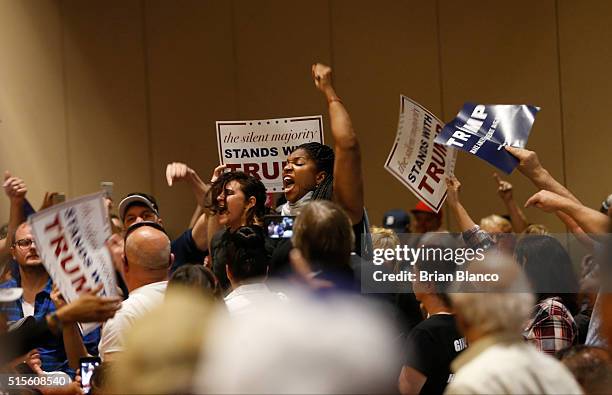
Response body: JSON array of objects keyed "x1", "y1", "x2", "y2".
[
  {"x1": 216, "y1": 116, "x2": 324, "y2": 192},
  {"x1": 385, "y1": 96, "x2": 457, "y2": 212},
  {"x1": 29, "y1": 192, "x2": 117, "y2": 334},
  {"x1": 435, "y1": 103, "x2": 540, "y2": 173}
]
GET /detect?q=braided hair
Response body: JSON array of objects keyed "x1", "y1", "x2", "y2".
[
  {"x1": 221, "y1": 225, "x2": 269, "y2": 281},
  {"x1": 296, "y1": 142, "x2": 335, "y2": 201}
]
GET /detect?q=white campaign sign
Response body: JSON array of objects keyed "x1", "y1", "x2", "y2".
[
  {"x1": 29, "y1": 192, "x2": 117, "y2": 334},
  {"x1": 385, "y1": 96, "x2": 457, "y2": 212},
  {"x1": 216, "y1": 116, "x2": 324, "y2": 192}
]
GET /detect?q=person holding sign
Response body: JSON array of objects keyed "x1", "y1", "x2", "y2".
[{"x1": 280, "y1": 63, "x2": 364, "y2": 227}]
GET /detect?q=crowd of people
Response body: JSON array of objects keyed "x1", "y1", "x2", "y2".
[{"x1": 0, "y1": 63, "x2": 611, "y2": 394}]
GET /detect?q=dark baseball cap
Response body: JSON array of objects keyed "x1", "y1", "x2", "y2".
[
  {"x1": 382, "y1": 209, "x2": 411, "y2": 232},
  {"x1": 118, "y1": 193, "x2": 160, "y2": 222}
]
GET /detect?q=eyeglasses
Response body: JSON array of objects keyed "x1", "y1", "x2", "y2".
[{"x1": 13, "y1": 238, "x2": 35, "y2": 249}]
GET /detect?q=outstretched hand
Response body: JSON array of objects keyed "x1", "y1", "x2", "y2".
[
  {"x1": 55, "y1": 284, "x2": 122, "y2": 324},
  {"x1": 166, "y1": 162, "x2": 196, "y2": 187},
  {"x1": 505, "y1": 146, "x2": 543, "y2": 177},
  {"x1": 493, "y1": 173, "x2": 513, "y2": 202},
  {"x1": 524, "y1": 190, "x2": 570, "y2": 213},
  {"x1": 210, "y1": 164, "x2": 227, "y2": 183},
  {"x1": 3, "y1": 171, "x2": 27, "y2": 201},
  {"x1": 445, "y1": 176, "x2": 462, "y2": 207},
  {"x1": 312, "y1": 63, "x2": 335, "y2": 97}
]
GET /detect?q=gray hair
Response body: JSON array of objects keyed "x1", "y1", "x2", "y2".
[{"x1": 450, "y1": 254, "x2": 535, "y2": 336}]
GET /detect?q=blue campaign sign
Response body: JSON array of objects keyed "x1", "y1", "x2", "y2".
[{"x1": 435, "y1": 103, "x2": 540, "y2": 173}]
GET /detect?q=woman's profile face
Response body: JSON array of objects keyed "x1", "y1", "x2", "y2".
[
  {"x1": 216, "y1": 180, "x2": 251, "y2": 230},
  {"x1": 282, "y1": 148, "x2": 320, "y2": 203}
]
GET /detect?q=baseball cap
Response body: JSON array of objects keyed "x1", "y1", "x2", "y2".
[
  {"x1": 411, "y1": 201, "x2": 443, "y2": 216},
  {"x1": 382, "y1": 209, "x2": 410, "y2": 232},
  {"x1": 118, "y1": 193, "x2": 160, "y2": 222},
  {"x1": 0, "y1": 287, "x2": 23, "y2": 303}
]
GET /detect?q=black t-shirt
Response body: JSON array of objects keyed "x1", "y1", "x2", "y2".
[{"x1": 403, "y1": 314, "x2": 467, "y2": 395}]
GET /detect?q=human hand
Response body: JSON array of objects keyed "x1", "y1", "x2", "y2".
[
  {"x1": 493, "y1": 173, "x2": 513, "y2": 202},
  {"x1": 445, "y1": 176, "x2": 462, "y2": 207},
  {"x1": 166, "y1": 162, "x2": 196, "y2": 187},
  {"x1": 55, "y1": 284, "x2": 122, "y2": 324},
  {"x1": 312, "y1": 63, "x2": 335, "y2": 97},
  {"x1": 3, "y1": 171, "x2": 27, "y2": 202},
  {"x1": 51, "y1": 285, "x2": 67, "y2": 309},
  {"x1": 289, "y1": 248, "x2": 334, "y2": 290},
  {"x1": 106, "y1": 233, "x2": 125, "y2": 274},
  {"x1": 24, "y1": 349, "x2": 45, "y2": 375},
  {"x1": 505, "y1": 146, "x2": 543, "y2": 177},
  {"x1": 210, "y1": 164, "x2": 227, "y2": 183},
  {"x1": 524, "y1": 190, "x2": 570, "y2": 213},
  {"x1": 40, "y1": 192, "x2": 60, "y2": 210}
]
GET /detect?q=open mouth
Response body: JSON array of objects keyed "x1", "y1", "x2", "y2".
[{"x1": 283, "y1": 176, "x2": 295, "y2": 193}]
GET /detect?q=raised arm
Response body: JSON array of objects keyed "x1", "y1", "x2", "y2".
[
  {"x1": 505, "y1": 146, "x2": 580, "y2": 204},
  {"x1": 312, "y1": 63, "x2": 364, "y2": 224},
  {"x1": 493, "y1": 173, "x2": 528, "y2": 232},
  {"x1": 525, "y1": 190, "x2": 610, "y2": 234},
  {"x1": 165, "y1": 162, "x2": 210, "y2": 250},
  {"x1": 3, "y1": 171, "x2": 28, "y2": 249},
  {"x1": 445, "y1": 176, "x2": 477, "y2": 232}
]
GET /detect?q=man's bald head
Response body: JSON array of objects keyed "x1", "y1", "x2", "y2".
[{"x1": 125, "y1": 226, "x2": 171, "y2": 271}]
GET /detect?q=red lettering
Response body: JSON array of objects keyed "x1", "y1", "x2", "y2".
[
  {"x1": 243, "y1": 163, "x2": 261, "y2": 179},
  {"x1": 60, "y1": 255, "x2": 79, "y2": 274},
  {"x1": 50, "y1": 234, "x2": 69, "y2": 258},
  {"x1": 425, "y1": 161, "x2": 444, "y2": 183},
  {"x1": 418, "y1": 176, "x2": 434, "y2": 194},
  {"x1": 44, "y1": 214, "x2": 63, "y2": 233},
  {"x1": 432, "y1": 145, "x2": 446, "y2": 167},
  {"x1": 71, "y1": 275, "x2": 91, "y2": 293},
  {"x1": 261, "y1": 162, "x2": 280, "y2": 180},
  {"x1": 225, "y1": 163, "x2": 241, "y2": 172}
]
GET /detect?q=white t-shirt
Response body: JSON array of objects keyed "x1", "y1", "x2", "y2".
[
  {"x1": 224, "y1": 283, "x2": 286, "y2": 316},
  {"x1": 21, "y1": 301, "x2": 35, "y2": 318},
  {"x1": 445, "y1": 337, "x2": 582, "y2": 394},
  {"x1": 99, "y1": 281, "x2": 167, "y2": 359}
]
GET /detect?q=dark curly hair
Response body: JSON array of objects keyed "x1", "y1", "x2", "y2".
[
  {"x1": 206, "y1": 171, "x2": 267, "y2": 225},
  {"x1": 221, "y1": 225, "x2": 269, "y2": 281},
  {"x1": 295, "y1": 142, "x2": 335, "y2": 201}
]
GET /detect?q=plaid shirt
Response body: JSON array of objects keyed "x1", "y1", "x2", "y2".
[
  {"x1": 523, "y1": 297, "x2": 577, "y2": 355},
  {"x1": 0, "y1": 271, "x2": 100, "y2": 373}
]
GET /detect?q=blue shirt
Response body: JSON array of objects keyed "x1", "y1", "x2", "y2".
[
  {"x1": 170, "y1": 228, "x2": 207, "y2": 273},
  {"x1": 0, "y1": 272, "x2": 100, "y2": 374}
]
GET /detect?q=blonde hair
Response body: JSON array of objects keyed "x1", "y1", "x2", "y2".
[
  {"x1": 370, "y1": 227, "x2": 400, "y2": 250},
  {"x1": 480, "y1": 214, "x2": 512, "y2": 233},
  {"x1": 522, "y1": 224, "x2": 550, "y2": 235},
  {"x1": 370, "y1": 227, "x2": 401, "y2": 272},
  {"x1": 110, "y1": 290, "x2": 214, "y2": 394},
  {"x1": 292, "y1": 200, "x2": 354, "y2": 269}
]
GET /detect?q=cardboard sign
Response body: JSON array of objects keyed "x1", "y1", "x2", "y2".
[
  {"x1": 29, "y1": 192, "x2": 117, "y2": 334},
  {"x1": 216, "y1": 116, "x2": 324, "y2": 192},
  {"x1": 435, "y1": 103, "x2": 540, "y2": 173},
  {"x1": 385, "y1": 96, "x2": 457, "y2": 212}
]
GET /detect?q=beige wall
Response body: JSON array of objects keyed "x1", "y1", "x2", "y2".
[{"x1": 1, "y1": 0, "x2": 610, "y2": 236}]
